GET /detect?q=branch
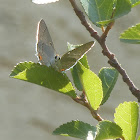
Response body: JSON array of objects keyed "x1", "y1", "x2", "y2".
[
  {"x1": 73, "y1": 96, "x2": 103, "y2": 122},
  {"x1": 69, "y1": 0, "x2": 140, "y2": 102},
  {"x1": 69, "y1": 0, "x2": 100, "y2": 41}
]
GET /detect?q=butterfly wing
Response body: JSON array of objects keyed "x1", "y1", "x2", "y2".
[
  {"x1": 36, "y1": 19, "x2": 57, "y2": 66},
  {"x1": 56, "y1": 41, "x2": 95, "y2": 71}
]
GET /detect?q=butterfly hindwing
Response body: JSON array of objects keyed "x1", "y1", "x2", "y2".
[
  {"x1": 36, "y1": 19, "x2": 57, "y2": 66},
  {"x1": 56, "y1": 41, "x2": 95, "y2": 71}
]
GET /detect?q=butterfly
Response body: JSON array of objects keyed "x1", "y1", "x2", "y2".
[{"x1": 36, "y1": 19, "x2": 94, "y2": 72}]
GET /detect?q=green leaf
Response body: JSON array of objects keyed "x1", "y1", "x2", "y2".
[
  {"x1": 98, "y1": 67, "x2": 119, "y2": 105},
  {"x1": 10, "y1": 62, "x2": 76, "y2": 98},
  {"x1": 114, "y1": 101, "x2": 139, "y2": 140},
  {"x1": 138, "y1": 135, "x2": 140, "y2": 140},
  {"x1": 80, "y1": 0, "x2": 131, "y2": 27},
  {"x1": 80, "y1": 0, "x2": 114, "y2": 26},
  {"x1": 76, "y1": 62, "x2": 103, "y2": 110},
  {"x1": 120, "y1": 23, "x2": 140, "y2": 44},
  {"x1": 113, "y1": 0, "x2": 131, "y2": 19},
  {"x1": 95, "y1": 120, "x2": 123, "y2": 140},
  {"x1": 130, "y1": 0, "x2": 140, "y2": 7},
  {"x1": 53, "y1": 120, "x2": 96, "y2": 139},
  {"x1": 67, "y1": 42, "x2": 90, "y2": 91},
  {"x1": 71, "y1": 55, "x2": 89, "y2": 91}
]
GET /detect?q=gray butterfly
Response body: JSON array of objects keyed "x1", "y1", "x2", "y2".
[{"x1": 36, "y1": 19, "x2": 94, "y2": 71}]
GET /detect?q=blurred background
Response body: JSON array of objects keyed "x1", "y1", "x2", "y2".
[{"x1": 0, "y1": 0, "x2": 140, "y2": 140}]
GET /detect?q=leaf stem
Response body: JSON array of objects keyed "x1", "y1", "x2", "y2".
[
  {"x1": 69, "y1": 0, "x2": 140, "y2": 102},
  {"x1": 73, "y1": 96, "x2": 103, "y2": 122}
]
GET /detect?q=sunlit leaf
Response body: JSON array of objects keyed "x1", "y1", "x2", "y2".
[
  {"x1": 137, "y1": 135, "x2": 140, "y2": 140},
  {"x1": 120, "y1": 23, "x2": 140, "y2": 44},
  {"x1": 114, "y1": 102, "x2": 139, "y2": 140},
  {"x1": 76, "y1": 62, "x2": 103, "y2": 110},
  {"x1": 130, "y1": 0, "x2": 140, "y2": 7},
  {"x1": 10, "y1": 62, "x2": 76, "y2": 98},
  {"x1": 95, "y1": 120, "x2": 123, "y2": 140}
]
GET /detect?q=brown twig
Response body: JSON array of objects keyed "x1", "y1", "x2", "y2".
[
  {"x1": 73, "y1": 96, "x2": 103, "y2": 122},
  {"x1": 101, "y1": 21, "x2": 114, "y2": 41},
  {"x1": 69, "y1": 0, "x2": 140, "y2": 102}
]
